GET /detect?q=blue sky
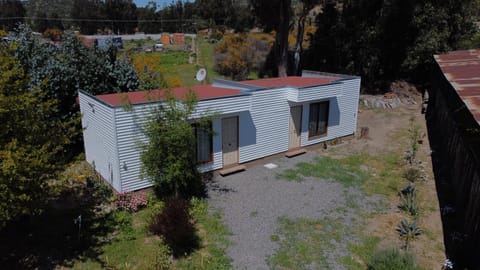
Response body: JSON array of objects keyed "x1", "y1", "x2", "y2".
[{"x1": 133, "y1": 0, "x2": 191, "y2": 8}]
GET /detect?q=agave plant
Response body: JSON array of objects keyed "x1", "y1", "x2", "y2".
[
  {"x1": 397, "y1": 219, "x2": 422, "y2": 251},
  {"x1": 401, "y1": 183, "x2": 416, "y2": 195},
  {"x1": 398, "y1": 189, "x2": 419, "y2": 217}
]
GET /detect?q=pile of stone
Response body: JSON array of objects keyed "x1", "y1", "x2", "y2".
[{"x1": 360, "y1": 80, "x2": 420, "y2": 109}]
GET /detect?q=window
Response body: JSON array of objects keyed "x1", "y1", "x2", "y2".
[
  {"x1": 308, "y1": 101, "x2": 329, "y2": 138},
  {"x1": 193, "y1": 122, "x2": 213, "y2": 164}
]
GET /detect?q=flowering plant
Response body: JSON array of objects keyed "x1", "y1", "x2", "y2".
[{"x1": 114, "y1": 191, "x2": 148, "y2": 212}]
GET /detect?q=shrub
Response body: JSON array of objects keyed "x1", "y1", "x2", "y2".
[
  {"x1": 403, "y1": 167, "x2": 423, "y2": 182},
  {"x1": 149, "y1": 197, "x2": 199, "y2": 257},
  {"x1": 114, "y1": 191, "x2": 148, "y2": 212},
  {"x1": 396, "y1": 219, "x2": 422, "y2": 251},
  {"x1": 367, "y1": 248, "x2": 419, "y2": 270}
]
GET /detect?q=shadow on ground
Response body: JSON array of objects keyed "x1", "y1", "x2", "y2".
[{"x1": 0, "y1": 177, "x2": 115, "y2": 269}]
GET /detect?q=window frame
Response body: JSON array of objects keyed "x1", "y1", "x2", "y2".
[
  {"x1": 308, "y1": 100, "x2": 330, "y2": 139},
  {"x1": 192, "y1": 121, "x2": 214, "y2": 164}
]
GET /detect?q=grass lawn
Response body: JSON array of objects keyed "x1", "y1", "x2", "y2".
[
  {"x1": 71, "y1": 198, "x2": 232, "y2": 270},
  {"x1": 128, "y1": 38, "x2": 222, "y2": 88}
]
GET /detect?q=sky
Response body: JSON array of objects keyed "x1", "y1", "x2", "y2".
[{"x1": 133, "y1": 0, "x2": 191, "y2": 8}]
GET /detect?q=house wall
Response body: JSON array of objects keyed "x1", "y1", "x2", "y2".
[
  {"x1": 114, "y1": 95, "x2": 251, "y2": 192},
  {"x1": 80, "y1": 76, "x2": 361, "y2": 192},
  {"x1": 79, "y1": 92, "x2": 121, "y2": 191},
  {"x1": 300, "y1": 78, "x2": 360, "y2": 146}
]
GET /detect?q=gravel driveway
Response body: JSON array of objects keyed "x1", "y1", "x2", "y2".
[{"x1": 207, "y1": 151, "x2": 382, "y2": 270}]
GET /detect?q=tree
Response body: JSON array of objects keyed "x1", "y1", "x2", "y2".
[
  {"x1": 0, "y1": 44, "x2": 72, "y2": 229},
  {"x1": 71, "y1": 0, "x2": 105, "y2": 35},
  {"x1": 13, "y1": 25, "x2": 139, "y2": 154},
  {"x1": 137, "y1": 1, "x2": 159, "y2": 34},
  {"x1": 104, "y1": 0, "x2": 138, "y2": 34},
  {"x1": 305, "y1": 0, "x2": 478, "y2": 87},
  {"x1": 141, "y1": 90, "x2": 205, "y2": 197},
  {"x1": 0, "y1": 0, "x2": 25, "y2": 31},
  {"x1": 293, "y1": 0, "x2": 318, "y2": 75},
  {"x1": 214, "y1": 34, "x2": 270, "y2": 80},
  {"x1": 251, "y1": 0, "x2": 292, "y2": 77}
]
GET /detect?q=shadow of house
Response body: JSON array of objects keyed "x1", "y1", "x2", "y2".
[{"x1": 427, "y1": 49, "x2": 480, "y2": 269}]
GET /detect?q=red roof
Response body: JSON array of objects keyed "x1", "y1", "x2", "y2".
[
  {"x1": 241, "y1": 76, "x2": 338, "y2": 88},
  {"x1": 96, "y1": 85, "x2": 242, "y2": 106},
  {"x1": 435, "y1": 49, "x2": 480, "y2": 124}
]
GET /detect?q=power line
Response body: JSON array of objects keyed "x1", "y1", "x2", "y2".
[{"x1": 0, "y1": 16, "x2": 211, "y2": 23}]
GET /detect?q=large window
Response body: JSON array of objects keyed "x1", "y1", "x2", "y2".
[
  {"x1": 193, "y1": 122, "x2": 213, "y2": 164},
  {"x1": 308, "y1": 101, "x2": 329, "y2": 138}
]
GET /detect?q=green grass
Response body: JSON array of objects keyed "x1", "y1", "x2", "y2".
[
  {"x1": 127, "y1": 38, "x2": 222, "y2": 87},
  {"x1": 341, "y1": 236, "x2": 381, "y2": 270},
  {"x1": 277, "y1": 151, "x2": 404, "y2": 198},
  {"x1": 72, "y1": 198, "x2": 232, "y2": 270},
  {"x1": 268, "y1": 216, "x2": 349, "y2": 269},
  {"x1": 276, "y1": 154, "x2": 369, "y2": 187}
]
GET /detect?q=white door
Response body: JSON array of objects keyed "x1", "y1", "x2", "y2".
[
  {"x1": 289, "y1": 106, "x2": 302, "y2": 149},
  {"x1": 222, "y1": 116, "x2": 239, "y2": 166}
]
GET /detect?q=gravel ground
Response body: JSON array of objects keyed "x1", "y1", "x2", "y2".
[{"x1": 207, "y1": 151, "x2": 384, "y2": 270}]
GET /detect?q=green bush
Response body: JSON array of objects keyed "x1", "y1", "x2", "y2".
[{"x1": 367, "y1": 248, "x2": 419, "y2": 270}]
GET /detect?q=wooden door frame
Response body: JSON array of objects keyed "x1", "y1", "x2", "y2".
[
  {"x1": 222, "y1": 116, "x2": 239, "y2": 167},
  {"x1": 289, "y1": 105, "x2": 303, "y2": 150}
]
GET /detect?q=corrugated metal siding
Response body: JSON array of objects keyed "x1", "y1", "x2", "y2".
[
  {"x1": 300, "y1": 78, "x2": 360, "y2": 146},
  {"x1": 84, "y1": 77, "x2": 360, "y2": 192},
  {"x1": 297, "y1": 84, "x2": 343, "y2": 102},
  {"x1": 79, "y1": 92, "x2": 121, "y2": 191},
  {"x1": 239, "y1": 89, "x2": 290, "y2": 162},
  {"x1": 115, "y1": 97, "x2": 251, "y2": 192}
]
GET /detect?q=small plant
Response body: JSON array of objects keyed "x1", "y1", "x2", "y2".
[
  {"x1": 149, "y1": 197, "x2": 199, "y2": 257},
  {"x1": 403, "y1": 167, "x2": 422, "y2": 183},
  {"x1": 407, "y1": 117, "x2": 421, "y2": 165},
  {"x1": 367, "y1": 248, "x2": 419, "y2": 270},
  {"x1": 398, "y1": 189, "x2": 419, "y2": 216},
  {"x1": 396, "y1": 219, "x2": 422, "y2": 251},
  {"x1": 400, "y1": 183, "x2": 416, "y2": 195},
  {"x1": 114, "y1": 191, "x2": 148, "y2": 212}
]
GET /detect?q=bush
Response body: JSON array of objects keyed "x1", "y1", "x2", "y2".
[
  {"x1": 149, "y1": 197, "x2": 198, "y2": 257},
  {"x1": 114, "y1": 191, "x2": 148, "y2": 212},
  {"x1": 403, "y1": 167, "x2": 423, "y2": 182},
  {"x1": 367, "y1": 248, "x2": 419, "y2": 270}
]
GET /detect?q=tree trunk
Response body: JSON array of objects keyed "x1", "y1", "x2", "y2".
[
  {"x1": 293, "y1": 13, "x2": 306, "y2": 76},
  {"x1": 275, "y1": 0, "x2": 291, "y2": 77}
]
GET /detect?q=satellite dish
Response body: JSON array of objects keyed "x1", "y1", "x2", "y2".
[{"x1": 196, "y1": 68, "x2": 207, "y2": 82}]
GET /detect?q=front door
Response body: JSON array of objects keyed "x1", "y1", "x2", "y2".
[
  {"x1": 222, "y1": 116, "x2": 239, "y2": 166},
  {"x1": 289, "y1": 106, "x2": 302, "y2": 149}
]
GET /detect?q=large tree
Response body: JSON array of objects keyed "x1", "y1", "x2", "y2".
[
  {"x1": 0, "y1": 44, "x2": 72, "y2": 228},
  {"x1": 305, "y1": 0, "x2": 478, "y2": 87},
  {"x1": 0, "y1": 0, "x2": 25, "y2": 31},
  {"x1": 71, "y1": 0, "x2": 105, "y2": 35},
  {"x1": 13, "y1": 25, "x2": 139, "y2": 154},
  {"x1": 251, "y1": 0, "x2": 292, "y2": 77},
  {"x1": 104, "y1": 0, "x2": 138, "y2": 34}
]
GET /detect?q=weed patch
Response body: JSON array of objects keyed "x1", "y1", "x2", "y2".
[
  {"x1": 268, "y1": 216, "x2": 349, "y2": 269},
  {"x1": 276, "y1": 154, "x2": 369, "y2": 187}
]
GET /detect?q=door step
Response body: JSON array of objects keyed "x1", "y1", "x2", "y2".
[
  {"x1": 285, "y1": 148, "x2": 307, "y2": 158},
  {"x1": 219, "y1": 165, "x2": 247, "y2": 176}
]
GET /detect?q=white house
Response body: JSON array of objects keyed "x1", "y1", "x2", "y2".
[{"x1": 79, "y1": 71, "x2": 361, "y2": 192}]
